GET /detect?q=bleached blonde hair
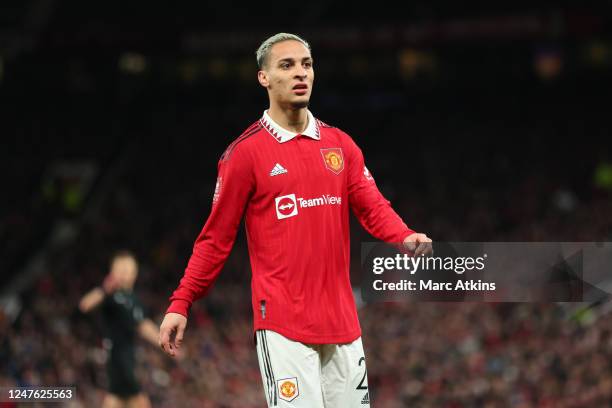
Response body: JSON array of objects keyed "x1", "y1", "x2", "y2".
[{"x1": 256, "y1": 33, "x2": 311, "y2": 69}]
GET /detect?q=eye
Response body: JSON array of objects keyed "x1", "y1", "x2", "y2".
[
  {"x1": 303, "y1": 61, "x2": 313, "y2": 68},
  {"x1": 280, "y1": 62, "x2": 290, "y2": 69}
]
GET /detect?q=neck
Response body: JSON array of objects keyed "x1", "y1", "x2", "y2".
[{"x1": 267, "y1": 102, "x2": 308, "y2": 134}]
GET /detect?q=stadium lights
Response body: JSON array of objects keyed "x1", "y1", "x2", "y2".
[{"x1": 398, "y1": 49, "x2": 435, "y2": 80}]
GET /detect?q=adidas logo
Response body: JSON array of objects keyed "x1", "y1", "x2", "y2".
[
  {"x1": 270, "y1": 163, "x2": 288, "y2": 176},
  {"x1": 361, "y1": 392, "x2": 369, "y2": 405}
]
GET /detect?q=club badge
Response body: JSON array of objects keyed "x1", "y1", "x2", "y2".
[
  {"x1": 277, "y1": 377, "x2": 299, "y2": 402},
  {"x1": 320, "y1": 148, "x2": 344, "y2": 175}
]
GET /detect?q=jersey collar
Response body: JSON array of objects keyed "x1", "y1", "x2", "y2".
[{"x1": 260, "y1": 110, "x2": 320, "y2": 143}]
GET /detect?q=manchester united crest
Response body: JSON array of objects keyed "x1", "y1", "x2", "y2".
[
  {"x1": 320, "y1": 148, "x2": 344, "y2": 175},
  {"x1": 277, "y1": 377, "x2": 299, "y2": 402}
]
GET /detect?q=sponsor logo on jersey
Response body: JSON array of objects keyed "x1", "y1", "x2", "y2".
[
  {"x1": 277, "y1": 377, "x2": 299, "y2": 402},
  {"x1": 270, "y1": 163, "x2": 288, "y2": 176},
  {"x1": 275, "y1": 194, "x2": 298, "y2": 219},
  {"x1": 274, "y1": 193, "x2": 342, "y2": 220},
  {"x1": 297, "y1": 195, "x2": 341, "y2": 208},
  {"x1": 321, "y1": 148, "x2": 344, "y2": 175}
]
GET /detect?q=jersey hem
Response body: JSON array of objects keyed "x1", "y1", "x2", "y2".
[{"x1": 254, "y1": 321, "x2": 361, "y2": 345}]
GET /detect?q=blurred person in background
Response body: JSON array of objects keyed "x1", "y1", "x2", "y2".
[{"x1": 79, "y1": 251, "x2": 160, "y2": 408}]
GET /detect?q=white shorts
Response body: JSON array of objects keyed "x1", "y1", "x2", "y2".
[{"x1": 255, "y1": 330, "x2": 370, "y2": 408}]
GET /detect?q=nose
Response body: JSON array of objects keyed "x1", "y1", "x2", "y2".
[{"x1": 294, "y1": 65, "x2": 307, "y2": 79}]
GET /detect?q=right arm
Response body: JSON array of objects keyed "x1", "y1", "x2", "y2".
[
  {"x1": 78, "y1": 274, "x2": 118, "y2": 313},
  {"x1": 78, "y1": 287, "x2": 105, "y2": 313},
  {"x1": 159, "y1": 143, "x2": 254, "y2": 356}
]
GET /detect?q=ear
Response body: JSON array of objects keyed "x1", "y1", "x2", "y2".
[{"x1": 257, "y1": 70, "x2": 270, "y2": 88}]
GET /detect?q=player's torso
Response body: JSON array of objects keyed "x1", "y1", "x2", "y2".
[
  {"x1": 103, "y1": 290, "x2": 143, "y2": 340},
  {"x1": 240, "y1": 122, "x2": 360, "y2": 340},
  {"x1": 248, "y1": 129, "x2": 348, "y2": 221}
]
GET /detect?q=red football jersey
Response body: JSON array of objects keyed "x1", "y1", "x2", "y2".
[{"x1": 167, "y1": 110, "x2": 414, "y2": 344}]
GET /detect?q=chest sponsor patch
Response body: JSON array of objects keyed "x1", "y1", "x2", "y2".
[
  {"x1": 320, "y1": 147, "x2": 344, "y2": 175},
  {"x1": 274, "y1": 193, "x2": 342, "y2": 220},
  {"x1": 275, "y1": 194, "x2": 298, "y2": 219}
]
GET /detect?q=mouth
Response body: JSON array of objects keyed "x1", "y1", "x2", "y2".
[
  {"x1": 292, "y1": 84, "x2": 308, "y2": 95},
  {"x1": 292, "y1": 83, "x2": 308, "y2": 95}
]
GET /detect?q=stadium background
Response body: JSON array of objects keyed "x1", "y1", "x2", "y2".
[{"x1": 2, "y1": 1, "x2": 612, "y2": 407}]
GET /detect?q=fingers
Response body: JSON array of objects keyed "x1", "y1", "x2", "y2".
[
  {"x1": 414, "y1": 241, "x2": 433, "y2": 257},
  {"x1": 102, "y1": 275, "x2": 114, "y2": 293},
  {"x1": 404, "y1": 241, "x2": 417, "y2": 252},
  {"x1": 159, "y1": 320, "x2": 178, "y2": 357},
  {"x1": 158, "y1": 325, "x2": 174, "y2": 357},
  {"x1": 159, "y1": 314, "x2": 187, "y2": 358},
  {"x1": 407, "y1": 233, "x2": 433, "y2": 257},
  {"x1": 175, "y1": 320, "x2": 186, "y2": 349}
]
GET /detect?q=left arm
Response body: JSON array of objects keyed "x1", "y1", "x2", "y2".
[{"x1": 138, "y1": 318, "x2": 161, "y2": 347}]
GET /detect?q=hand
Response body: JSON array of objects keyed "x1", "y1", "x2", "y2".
[
  {"x1": 159, "y1": 312, "x2": 187, "y2": 358},
  {"x1": 403, "y1": 233, "x2": 433, "y2": 257},
  {"x1": 102, "y1": 274, "x2": 120, "y2": 294}
]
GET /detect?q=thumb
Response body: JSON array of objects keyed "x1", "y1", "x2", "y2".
[{"x1": 159, "y1": 325, "x2": 170, "y2": 351}]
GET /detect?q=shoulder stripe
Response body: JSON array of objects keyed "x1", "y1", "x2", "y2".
[
  {"x1": 241, "y1": 121, "x2": 260, "y2": 135},
  {"x1": 317, "y1": 119, "x2": 335, "y2": 129},
  {"x1": 220, "y1": 124, "x2": 262, "y2": 161},
  {"x1": 233, "y1": 125, "x2": 261, "y2": 146}
]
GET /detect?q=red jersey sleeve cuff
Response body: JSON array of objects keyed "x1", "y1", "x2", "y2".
[
  {"x1": 402, "y1": 229, "x2": 416, "y2": 242},
  {"x1": 394, "y1": 228, "x2": 416, "y2": 253},
  {"x1": 396, "y1": 228, "x2": 416, "y2": 244},
  {"x1": 166, "y1": 299, "x2": 191, "y2": 317}
]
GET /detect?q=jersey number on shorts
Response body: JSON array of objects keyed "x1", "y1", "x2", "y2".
[{"x1": 356, "y1": 357, "x2": 368, "y2": 391}]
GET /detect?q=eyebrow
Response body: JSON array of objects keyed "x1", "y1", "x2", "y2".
[{"x1": 277, "y1": 57, "x2": 313, "y2": 64}]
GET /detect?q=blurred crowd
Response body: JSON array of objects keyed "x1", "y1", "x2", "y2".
[
  {"x1": 2, "y1": 105, "x2": 612, "y2": 407},
  {"x1": 2, "y1": 26, "x2": 612, "y2": 406}
]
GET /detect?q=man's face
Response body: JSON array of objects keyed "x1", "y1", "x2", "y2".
[
  {"x1": 110, "y1": 256, "x2": 138, "y2": 289},
  {"x1": 258, "y1": 40, "x2": 314, "y2": 109}
]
